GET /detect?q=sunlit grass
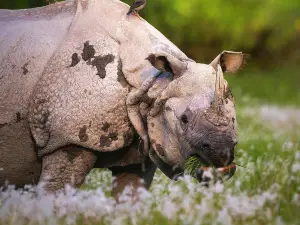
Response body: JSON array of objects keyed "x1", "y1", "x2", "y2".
[
  {"x1": 227, "y1": 67, "x2": 300, "y2": 107},
  {"x1": 0, "y1": 101, "x2": 299, "y2": 225}
]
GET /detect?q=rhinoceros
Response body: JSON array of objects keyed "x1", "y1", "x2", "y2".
[{"x1": 0, "y1": 0, "x2": 246, "y2": 197}]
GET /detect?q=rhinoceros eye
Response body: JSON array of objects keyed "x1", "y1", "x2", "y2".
[{"x1": 181, "y1": 114, "x2": 189, "y2": 124}]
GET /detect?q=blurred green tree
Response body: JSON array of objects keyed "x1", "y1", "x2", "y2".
[{"x1": 1, "y1": 0, "x2": 299, "y2": 66}]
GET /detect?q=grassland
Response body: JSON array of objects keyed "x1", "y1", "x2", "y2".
[{"x1": 0, "y1": 68, "x2": 299, "y2": 225}]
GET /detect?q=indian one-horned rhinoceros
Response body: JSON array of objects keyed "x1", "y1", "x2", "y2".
[{"x1": 0, "y1": 0, "x2": 246, "y2": 197}]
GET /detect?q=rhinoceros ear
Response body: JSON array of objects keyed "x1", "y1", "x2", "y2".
[
  {"x1": 145, "y1": 53, "x2": 188, "y2": 77},
  {"x1": 210, "y1": 51, "x2": 248, "y2": 73}
]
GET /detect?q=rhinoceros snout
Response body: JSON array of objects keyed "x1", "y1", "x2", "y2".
[
  {"x1": 187, "y1": 138, "x2": 236, "y2": 168},
  {"x1": 181, "y1": 110, "x2": 237, "y2": 168}
]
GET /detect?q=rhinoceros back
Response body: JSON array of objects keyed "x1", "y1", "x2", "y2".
[
  {"x1": 0, "y1": 1, "x2": 76, "y2": 124},
  {"x1": 0, "y1": 1, "x2": 77, "y2": 187}
]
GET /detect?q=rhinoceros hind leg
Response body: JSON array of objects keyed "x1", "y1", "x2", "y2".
[
  {"x1": 39, "y1": 145, "x2": 97, "y2": 193},
  {"x1": 110, "y1": 161, "x2": 156, "y2": 201}
]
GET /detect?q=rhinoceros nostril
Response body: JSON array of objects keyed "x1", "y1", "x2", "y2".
[{"x1": 202, "y1": 143, "x2": 210, "y2": 150}]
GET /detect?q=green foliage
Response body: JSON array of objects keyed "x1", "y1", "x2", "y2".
[
  {"x1": 227, "y1": 66, "x2": 300, "y2": 107},
  {"x1": 124, "y1": 0, "x2": 300, "y2": 63},
  {"x1": 184, "y1": 156, "x2": 203, "y2": 177},
  {"x1": 1, "y1": 0, "x2": 299, "y2": 64}
]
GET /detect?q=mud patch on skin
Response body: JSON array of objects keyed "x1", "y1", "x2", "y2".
[
  {"x1": 81, "y1": 41, "x2": 115, "y2": 78},
  {"x1": 155, "y1": 144, "x2": 165, "y2": 156},
  {"x1": 0, "y1": 113, "x2": 24, "y2": 129},
  {"x1": 78, "y1": 125, "x2": 89, "y2": 142},
  {"x1": 21, "y1": 62, "x2": 29, "y2": 75},
  {"x1": 101, "y1": 122, "x2": 110, "y2": 132},
  {"x1": 165, "y1": 106, "x2": 172, "y2": 111},
  {"x1": 150, "y1": 139, "x2": 165, "y2": 157},
  {"x1": 123, "y1": 130, "x2": 134, "y2": 146},
  {"x1": 117, "y1": 59, "x2": 129, "y2": 88},
  {"x1": 89, "y1": 55, "x2": 115, "y2": 79},
  {"x1": 69, "y1": 53, "x2": 80, "y2": 67},
  {"x1": 0, "y1": 123, "x2": 8, "y2": 129},
  {"x1": 99, "y1": 132, "x2": 118, "y2": 147},
  {"x1": 141, "y1": 94, "x2": 155, "y2": 105},
  {"x1": 16, "y1": 112, "x2": 22, "y2": 123},
  {"x1": 65, "y1": 149, "x2": 82, "y2": 163},
  {"x1": 82, "y1": 41, "x2": 95, "y2": 61}
]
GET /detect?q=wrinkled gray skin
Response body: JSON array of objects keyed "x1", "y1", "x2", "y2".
[{"x1": 0, "y1": 0, "x2": 246, "y2": 197}]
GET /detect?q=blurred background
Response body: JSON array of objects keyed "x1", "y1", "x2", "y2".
[
  {"x1": 1, "y1": 2, "x2": 299, "y2": 223},
  {"x1": 1, "y1": 0, "x2": 299, "y2": 106}
]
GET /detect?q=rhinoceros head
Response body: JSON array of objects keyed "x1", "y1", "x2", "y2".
[{"x1": 147, "y1": 51, "x2": 246, "y2": 178}]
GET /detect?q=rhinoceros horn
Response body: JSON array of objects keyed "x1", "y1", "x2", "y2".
[
  {"x1": 210, "y1": 51, "x2": 247, "y2": 111},
  {"x1": 212, "y1": 64, "x2": 225, "y2": 111}
]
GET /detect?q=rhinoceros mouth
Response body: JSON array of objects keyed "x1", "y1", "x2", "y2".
[
  {"x1": 187, "y1": 152, "x2": 211, "y2": 167},
  {"x1": 184, "y1": 154, "x2": 237, "y2": 182}
]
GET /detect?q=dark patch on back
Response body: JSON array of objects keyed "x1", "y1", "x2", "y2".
[
  {"x1": 78, "y1": 125, "x2": 89, "y2": 142},
  {"x1": 69, "y1": 53, "x2": 80, "y2": 67},
  {"x1": 99, "y1": 132, "x2": 118, "y2": 147},
  {"x1": 82, "y1": 41, "x2": 95, "y2": 61},
  {"x1": 155, "y1": 143, "x2": 165, "y2": 156},
  {"x1": 101, "y1": 122, "x2": 110, "y2": 132},
  {"x1": 81, "y1": 41, "x2": 115, "y2": 78},
  {"x1": 88, "y1": 54, "x2": 115, "y2": 78},
  {"x1": 117, "y1": 59, "x2": 129, "y2": 88},
  {"x1": 16, "y1": 112, "x2": 22, "y2": 122},
  {"x1": 21, "y1": 62, "x2": 29, "y2": 75}
]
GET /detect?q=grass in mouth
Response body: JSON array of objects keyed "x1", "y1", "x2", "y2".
[{"x1": 184, "y1": 156, "x2": 204, "y2": 177}]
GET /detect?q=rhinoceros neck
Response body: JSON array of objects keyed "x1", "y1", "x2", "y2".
[
  {"x1": 81, "y1": 0, "x2": 190, "y2": 88},
  {"x1": 0, "y1": 0, "x2": 77, "y2": 124}
]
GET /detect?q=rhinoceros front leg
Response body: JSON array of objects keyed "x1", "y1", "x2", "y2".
[
  {"x1": 110, "y1": 161, "x2": 156, "y2": 202},
  {"x1": 39, "y1": 145, "x2": 97, "y2": 192}
]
